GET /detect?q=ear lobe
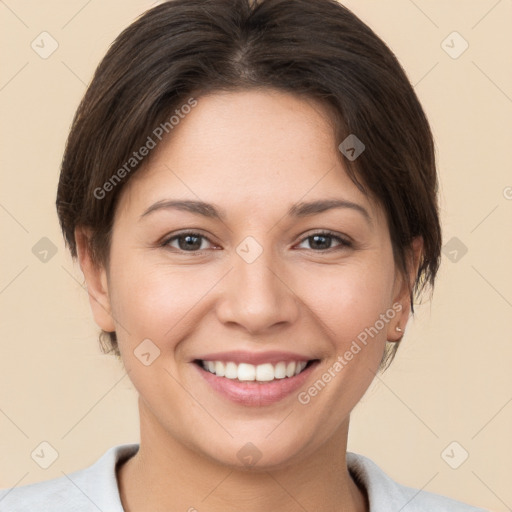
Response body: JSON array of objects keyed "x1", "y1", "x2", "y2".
[
  {"x1": 387, "y1": 236, "x2": 424, "y2": 342},
  {"x1": 74, "y1": 227, "x2": 116, "y2": 332}
]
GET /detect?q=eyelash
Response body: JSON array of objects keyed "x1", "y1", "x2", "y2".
[{"x1": 160, "y1": 230, "x2": 353, "y2": 254}]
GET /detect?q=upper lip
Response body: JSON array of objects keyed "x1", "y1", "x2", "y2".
[{"x1": 193, "y1": 350, "x2": 318, "y2": 366}]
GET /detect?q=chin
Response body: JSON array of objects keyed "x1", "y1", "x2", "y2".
[{"x1": 195, "y1": 428, "x2": 318, "y2": 472}]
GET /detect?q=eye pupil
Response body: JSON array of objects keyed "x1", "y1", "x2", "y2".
[
  {"x1": 310, "y1": 234, "x2": 331, "y2": 250},
  {"x1": 179, "y1": 234, "x2": 202, "y2": 251}
]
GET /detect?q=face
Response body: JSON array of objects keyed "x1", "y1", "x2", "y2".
[{"x1": 79, "y1": 89, "x2": 417, "y2": 469}]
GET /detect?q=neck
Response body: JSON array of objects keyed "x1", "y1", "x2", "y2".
[{"x1": 117, "y1": 398, "x2": 368, "y2": 512}]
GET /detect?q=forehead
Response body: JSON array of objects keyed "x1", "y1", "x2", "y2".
[{"x1": 116, "y1": 89, "x2": 382, "y2": 224}]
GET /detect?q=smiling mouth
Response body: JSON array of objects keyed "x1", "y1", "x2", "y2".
[{"x1": 193, "y1": 359, "x2": 319, "y2": 383}]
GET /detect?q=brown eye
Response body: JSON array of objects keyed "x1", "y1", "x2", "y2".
[
  {"x1": 297, "y1": 231, "x2": 352, "y2": 251},
  {"x1": 163, "y1": 232, "x2": 213, "y2": 252}
]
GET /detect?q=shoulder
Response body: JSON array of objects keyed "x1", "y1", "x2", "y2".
[
  {"x1": 346, "y1": 452, "x2": 489, "y2": 512},
  {"x1": 0, "y1": 443, "x2": 139, "y2": 512}
]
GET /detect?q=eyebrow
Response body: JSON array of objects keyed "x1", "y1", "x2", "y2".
[
  {"x1": 288, "y1": 199, "x2": 372, "y2": 226},
  {"x1": 140, "y1": 198, "x2": 372, "y2": 226}
]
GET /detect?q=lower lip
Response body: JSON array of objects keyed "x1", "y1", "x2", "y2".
[{"x1": 193, "y1": 361, "x2": 320, "y2": 406}]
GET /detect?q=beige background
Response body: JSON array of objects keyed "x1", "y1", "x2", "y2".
[{"x1": 1, "y1": 1, "x2": 511, "y2": 510}]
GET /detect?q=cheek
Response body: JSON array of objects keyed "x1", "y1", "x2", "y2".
[
  {"x1": 301, "y1": 257, "x2": 395, "y2": 346},
  {"x1": 109, "y1": 263, "x2": 206, "y2": 343}
]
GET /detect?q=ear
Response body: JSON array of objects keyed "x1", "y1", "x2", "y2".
[
  {"x1": 387, "y1": 236, "x2": 423, "y2": 342},
  {"x1": 74, "y1": 227, "x2": 116, "y2": 333}
]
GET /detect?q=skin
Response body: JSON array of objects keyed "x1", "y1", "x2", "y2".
[{"x1": 76, "y1": 88, "x2": 422, "y2": 512}]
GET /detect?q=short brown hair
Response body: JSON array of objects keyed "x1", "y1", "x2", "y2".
[{"x1": 56, "y1": 0, "x2": 442, "y2": 367}]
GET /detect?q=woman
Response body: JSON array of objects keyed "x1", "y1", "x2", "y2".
[{"x1": 0, "y1": 0, "x2": 489, "y2": 510}]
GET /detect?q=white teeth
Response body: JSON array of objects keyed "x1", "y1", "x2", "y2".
[
  {"x1": 201, "y1": 359, "x2": 310, "y2": 381},
  {"x1": 274, "y1": 361, "x2": 287, "y2": 379},
  {"x1": 224, "y1": 362, "x2": 238, "y2": 379},
  {"x1": 238, "y1": 363, "x2": 256, "y2": 381},
  {"x1": 214, "y1": 361, "x2": 225, "y2": 377},
  {"x1": 295, "y1": 361, "x2": 307, "y2": 375},
  {"x1": 256, "y1": 363, "x2": 275, "y2": 382},
  {"x1": 286, "y1": 361, "x2": 296, "y2": 378}
]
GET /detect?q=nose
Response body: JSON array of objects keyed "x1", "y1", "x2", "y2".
[{"x1": 215, "y1": 245, "x2": 300, "y2": 335}]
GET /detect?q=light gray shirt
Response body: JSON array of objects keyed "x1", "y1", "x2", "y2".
[{"x1": 0, "y1": 443, "x2": 488, "y2": 511}]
